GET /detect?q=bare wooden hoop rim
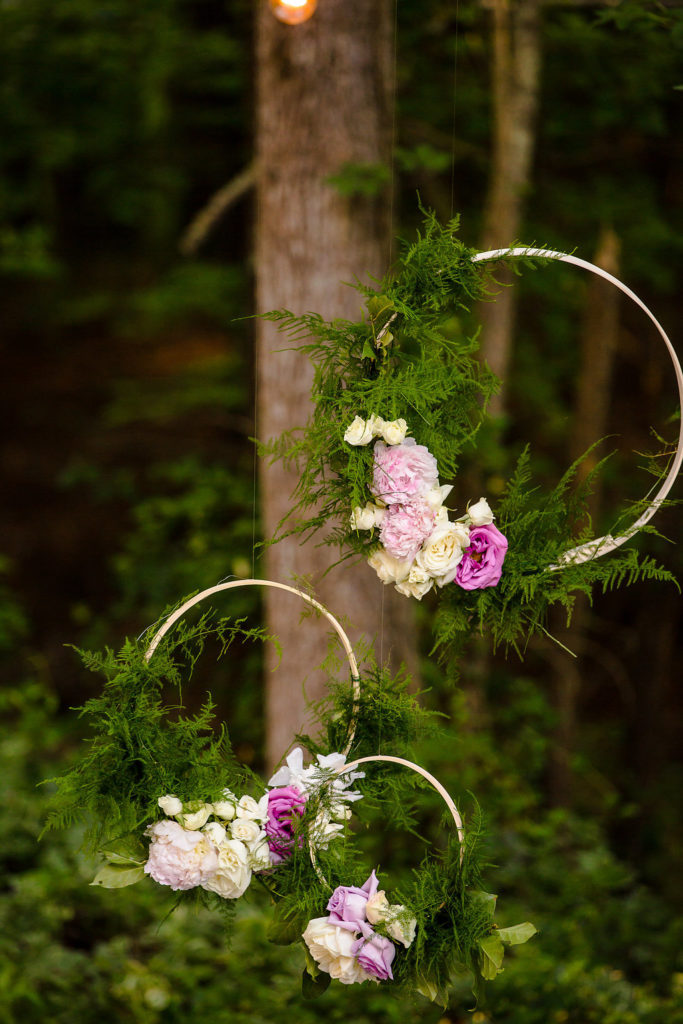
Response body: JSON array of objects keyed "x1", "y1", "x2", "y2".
[
  {"x1": 472, "y1": 248, "x2": 683, "y2": 568},
  {"x1": 311, "y1": 754, "x2": 464, "y2": 891},
  {"x1": 143, "y1": 579, "x2": 361, "y2": 755}
]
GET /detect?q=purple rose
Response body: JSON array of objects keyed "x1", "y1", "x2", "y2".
[
  {"x1": 379, "y1": 500, "x2": 435, "y2": 561},
  {"x1": 265, "y1": 785, "x2": 306, "y2": 863},
  {"x1": 454, "y1": 523, "x2": 508, "y2": 590},
  {"x1": 371, "y1": 439, "x2": 439, "y2": 506},
  {"x1": 327, "y1": 870, "x2": 379, "y2": 931},
  {"x1": 351, "y1": 922, "x2": 395, "y2": 981}
]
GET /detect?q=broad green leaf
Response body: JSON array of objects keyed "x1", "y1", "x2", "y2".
[
  {"x1": 469, "y1": 890, "x2": 498, "y2": 922},
  {"x1": 266, "y1": 902, "x2": 306, "y2": 946},
  {"x1": 301, "y1": 967, "x2": 331, "y2": 1000},
  {"x1": 361, "y1": 339, "x2": 377, "y2": 361},
  {"x1": 479, "y1": 933, "x2": 505, "y2": 980},
  {"x1": 91, "y1": 864, "x2": 145, "y2": 888},
  {"x1": 497, "y1": 922, "x2": 537, "y2": 946}
]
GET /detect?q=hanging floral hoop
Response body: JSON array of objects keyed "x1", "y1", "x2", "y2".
[{"x1": 472, "y1": 248, "x2": 683, "y2": 568}]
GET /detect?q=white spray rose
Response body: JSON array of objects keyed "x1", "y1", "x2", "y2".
[
  {"x1": 202, "y1": 839, "x2": 252, "y2": 899},
  {"x1": 344, "y1": 416, "x2": 375, "y2": 446},
  {"x1": 467, "y1": 497, "x2": 494, "y2": 526},
  {"x1": 350, "y1": 503, "x2": 385, "y2": 531},
  {"x1": 395, "y1": 565, "x2": 434, "y2": 600},
  {"x1": 415, "y1": 521, "x2": 470, "y2": 585},
  {"x1": 367, "y1": 548, "x2": 412, "y2": 585},
  {"x1": 303, "y1": 917, "x2": 372, "y2": 985},
  {"x1": 202, "y1": 821, "x2": 227, "y2": 847},
  {"x1": 380, "y1": 418, "x2": 408, "y2": 445},
  {"x1": 178, "y1": 803, "x2": 213, "y2": 830},
  {"x1": 157, "y1": 794, "x2": 183, "y2": 817},
  {"x1": 248, "y1": 837, "x2": 273, "y2": 872},
  {"x1": 230, "y1": 817, "x2": 262, "y2": 845},
  {"x1": 212, "y1": 798, "x2": 236, "y2": 820},
  {"x1": 365, "y1": 890, "x2": 390, "y2": 924},
  {"x1": 367, "y1": 414, "x2": 385, "y2": 437},
  {"x1": 386, "y1": 907, "x2": 417, "y2": 948},
  {"x1": 424, "y1": 483, "x2": 454, "y2": 512},
  {"x1": 235, "y1": 795, "x2": 267, "y2": 821}
]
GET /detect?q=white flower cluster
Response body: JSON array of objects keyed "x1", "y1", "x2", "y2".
[
  {"x1": 144, "y1": 790, "x2": 271, "y2": 899},
  {"x1": 343, "y1": 414, "x2": 408, "y2": 448},
  {"x1": 268, "y1": 747, "x2": 363, "y2": 850}
]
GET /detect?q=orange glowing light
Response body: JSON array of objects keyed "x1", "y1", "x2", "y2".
[{"x1": 269, "y1": 0, "x2": 317, "y2": 26}]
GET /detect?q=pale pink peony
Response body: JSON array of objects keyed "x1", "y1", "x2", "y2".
[
  {"x1": 371, "y1": 439, "x2": 439, "y2": 506},
  {"x1": 379, "y1": 501, "x2": 435, "y2": 562},
  {"x1": 144, "y1": 819, "x2": 218, "y2": 891}
]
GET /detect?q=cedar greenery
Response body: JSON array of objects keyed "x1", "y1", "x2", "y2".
[{"x1": 260, "y1": 209, "x2": 677, "y2": 658}]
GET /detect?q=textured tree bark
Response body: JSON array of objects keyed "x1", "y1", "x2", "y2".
[
  {"x1": 255, "y1": 0, "x2": 419, "y2": 769},
  {"x1": 479, "y1": 0, "x2": 543, "y2": 416}
]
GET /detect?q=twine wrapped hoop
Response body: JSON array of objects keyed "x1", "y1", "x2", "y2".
[
  {"x1": 311, "y1": 754, "x2": 464, "y2": 890},
  {"x1": 144, "y1": 578, "x2": 361, "y2": 755},
  {"x1": 472, "y1": 248, "x2": 683, "y2": 568}
]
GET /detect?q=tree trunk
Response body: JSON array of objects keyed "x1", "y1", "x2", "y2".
[
  {"x1": 255, "y1": 0, "x2": 418, "y2": 770},
  {"x1": 479, "y1": 0, "x2": 543, "y2": 416}
]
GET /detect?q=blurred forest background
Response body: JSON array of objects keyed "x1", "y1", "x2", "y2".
[{"x1": 1, "y1": 0, "x2": 683, "y2": 1021}]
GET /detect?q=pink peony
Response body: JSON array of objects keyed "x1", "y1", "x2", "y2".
[
  {"x1": 144, "y1": 819, "x2": 218, "y2": 891},
  {"x1": 371, "y1": 439, "x2": 439, "y2": 506},
  {"x1": 379, "y1": 501, "x2": 435, "y2": 562},
  {"x1": 454, "y1": 523, "x2": 508, "y2": 590}
]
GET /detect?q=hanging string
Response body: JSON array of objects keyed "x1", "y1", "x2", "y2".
[
  {"x1": 388, "y1": 0, "x2": 399, "y2": 267},
  {"x1": 450, "y1": 0, "x2": 461, "y2": 218}
]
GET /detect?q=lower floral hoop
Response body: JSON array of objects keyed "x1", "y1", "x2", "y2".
[
  {"x1": 143, "y1": 578, "x2": 361, "y2": 755},
  {"x1": 472, "y1": 248, "x2": 683, "y2": 568}
]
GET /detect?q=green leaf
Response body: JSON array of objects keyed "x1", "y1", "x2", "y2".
[
  {"x1": 479, "y1": 933, "x2": 505, "y2": 980},
  {"x1": 90, "y1": 864, "x2": 145, "y2": 888},
  {"x1": 361, "y1": 339, "x2": 377, "y2": 361},
  {"x1": 266, "y1": 901, "x2": 307, "y2": 946},
  {"x1": 301, "y1": 967, "x2": 331, "y2": 1000},
  {"x1": 497, "y1": 922, "x2": 537, "y2": 946},
  {"x1": 469, "y1": 890, "x2": 498, "y2": 922}
]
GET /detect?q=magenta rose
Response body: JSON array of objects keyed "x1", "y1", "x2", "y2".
[
  {"x1": 351, "y1": 922, "x2": 395, "y2": 981},
  {"x1": 327, "y1": 869, "x2": 379, "y2": 931},
  {"x1": 379, "y1": 500, "x2": 435, "y2": 561},
  {"x1": 371, "y1": 439, "x2": 439, "y2": 506},
  {"x1": 265, "y1": 785, "x2": 306, "y2": 863},
  {"x1": 454, "y1": 523, "x2": 508, "y2": 590}
]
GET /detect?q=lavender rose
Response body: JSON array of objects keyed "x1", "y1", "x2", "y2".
[
  {"x1": 265, "y1": 785, "x2": 306, "y2": 863},
  {"x1": 371, "y1": 439, "x2": 439, "y2": 506},
  {"x1": 454, "y1": 523, "x2": 508, "y2": 590},
  {"x1": 327, "y1": 870, "x2": 379, "y2": 931},
  {"x1": 379, "y1": 500, "x2": 435, "y2": 561},
  {"x1": 351, "y1": 922, "x2": 396, "y2": 981}
]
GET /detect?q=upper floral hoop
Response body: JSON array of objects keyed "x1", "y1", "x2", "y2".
[
  {"x1": 144, "y1": 578, "x2": 361, "y2": 755},
  {"x1": 472, "y1": 248, "x2": 683, "y2": 568}
]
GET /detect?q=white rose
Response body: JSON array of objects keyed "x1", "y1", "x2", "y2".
[
  {"x1": 395, "y1": 565, "x2": 434, "y2": 600},
  {"x1": 380, "y1": 418, "x2": 408, "y2": 445},
  {"x1": 212, "y1": 798, "x2": 236, "y2": 820},
  {"x1": 202, "y1": 839, "x2": 251, "y2": 899},
  {"x1": 157, "y1": 794, "x2": 183, "y2": 817},
  {"x1": 248, "y1": 836, "x2": 273, "y2": 872},
  {"x1": 424, "y1": 484, "x2": 453, "y2": 512},
  {"x1": 235, "y1": 795, "x2": 264, "y2": 821},
  {"x1": 230, "y1": 817, "x2": 262, "y2": 845},
  {"x1": 367, "y1": 414, "x2": 385, "y2": 437},
  {"x1": 303, "y1": 917, "x2": 372, "y2": 985},
  {"x1": 365, "y1": 890, "x2": 390, "y2": 924},
  {"x1": 415, "y1": 521, "x2": 470, "y2": 585},
  {"x1": 467, "y1": 497, "x2": 494, "y2": 526},
  {"x1": 178, "y1": 803, "x2": 213, "y2": 830},
  {"x1": 311, "y1": 810, "x2": 344, "y2": 849},
  {"x1": 344, "y1": 416, "x2": 374, "y2": 446},
  {"x1": 350, "y1": 503, "x2": 385, "y2": 531},
  {"x1": 367, "y1": 548, "x2": 412, "y2": 585},
  {"x1": 202, "y1": 821, "x2": 227, "y2": 847},
  {"x1": 386, "y1": 907, "x2": 417, "y2": 948}
]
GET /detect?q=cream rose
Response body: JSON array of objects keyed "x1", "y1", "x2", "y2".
[
  {"x1": 415, "y1": 521, "x2": 470, "y2": 585},
  {"x1": 350, "y1": 503, "x2": 385, "y2": 531},
  {"x1": 365, "y1": 890, "x2": 390, "y2": 924},
  {"x1": 202, "y1": 839, "x2": 252, "y2": 899},
  {"x1": 303, "y1": 917, "x2": 372, "y2": 985},
  {"x1": 178, "y1": 802, "x2": 213, "y2": 830},
  {"x1": 380, "y1": 418, "x2": 408, "y2": 446},
  {"x1": 236, "y1": 794, "x2": 267, "y2": 821},
  {"x1": 386, "y1": 907, "x2": 417, "y2": 948},
  {"x1": 367, "y1": 549, "x2": 412, "y2": 585},
  {"x1": 344, "y1": 416, "x2": 375, "y2": 446},
  {"x1": 230, "y1": 817, "x2": 262, "y2": 845},
  {"x1": 467, "y1": 497, "x2": 494, "y2": 526},
  {"x1": 202, "y1": 821, "x2": 227, "y2": 847},
  {"x1": 212, "y1": 799, "x2": 236, "y2": 820},
  {"x1": 395, "y1": 565, "x2": 434, "y2": 600},
  {"x1": 157, "y1": 794, "x2": 183, "y2": 817},
  {"x1": 424, "y1": 483, "x2": 453, "y2": 512},
  {"x1": 248, "y1": 837, "x2": 273, "y2": 872}
]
